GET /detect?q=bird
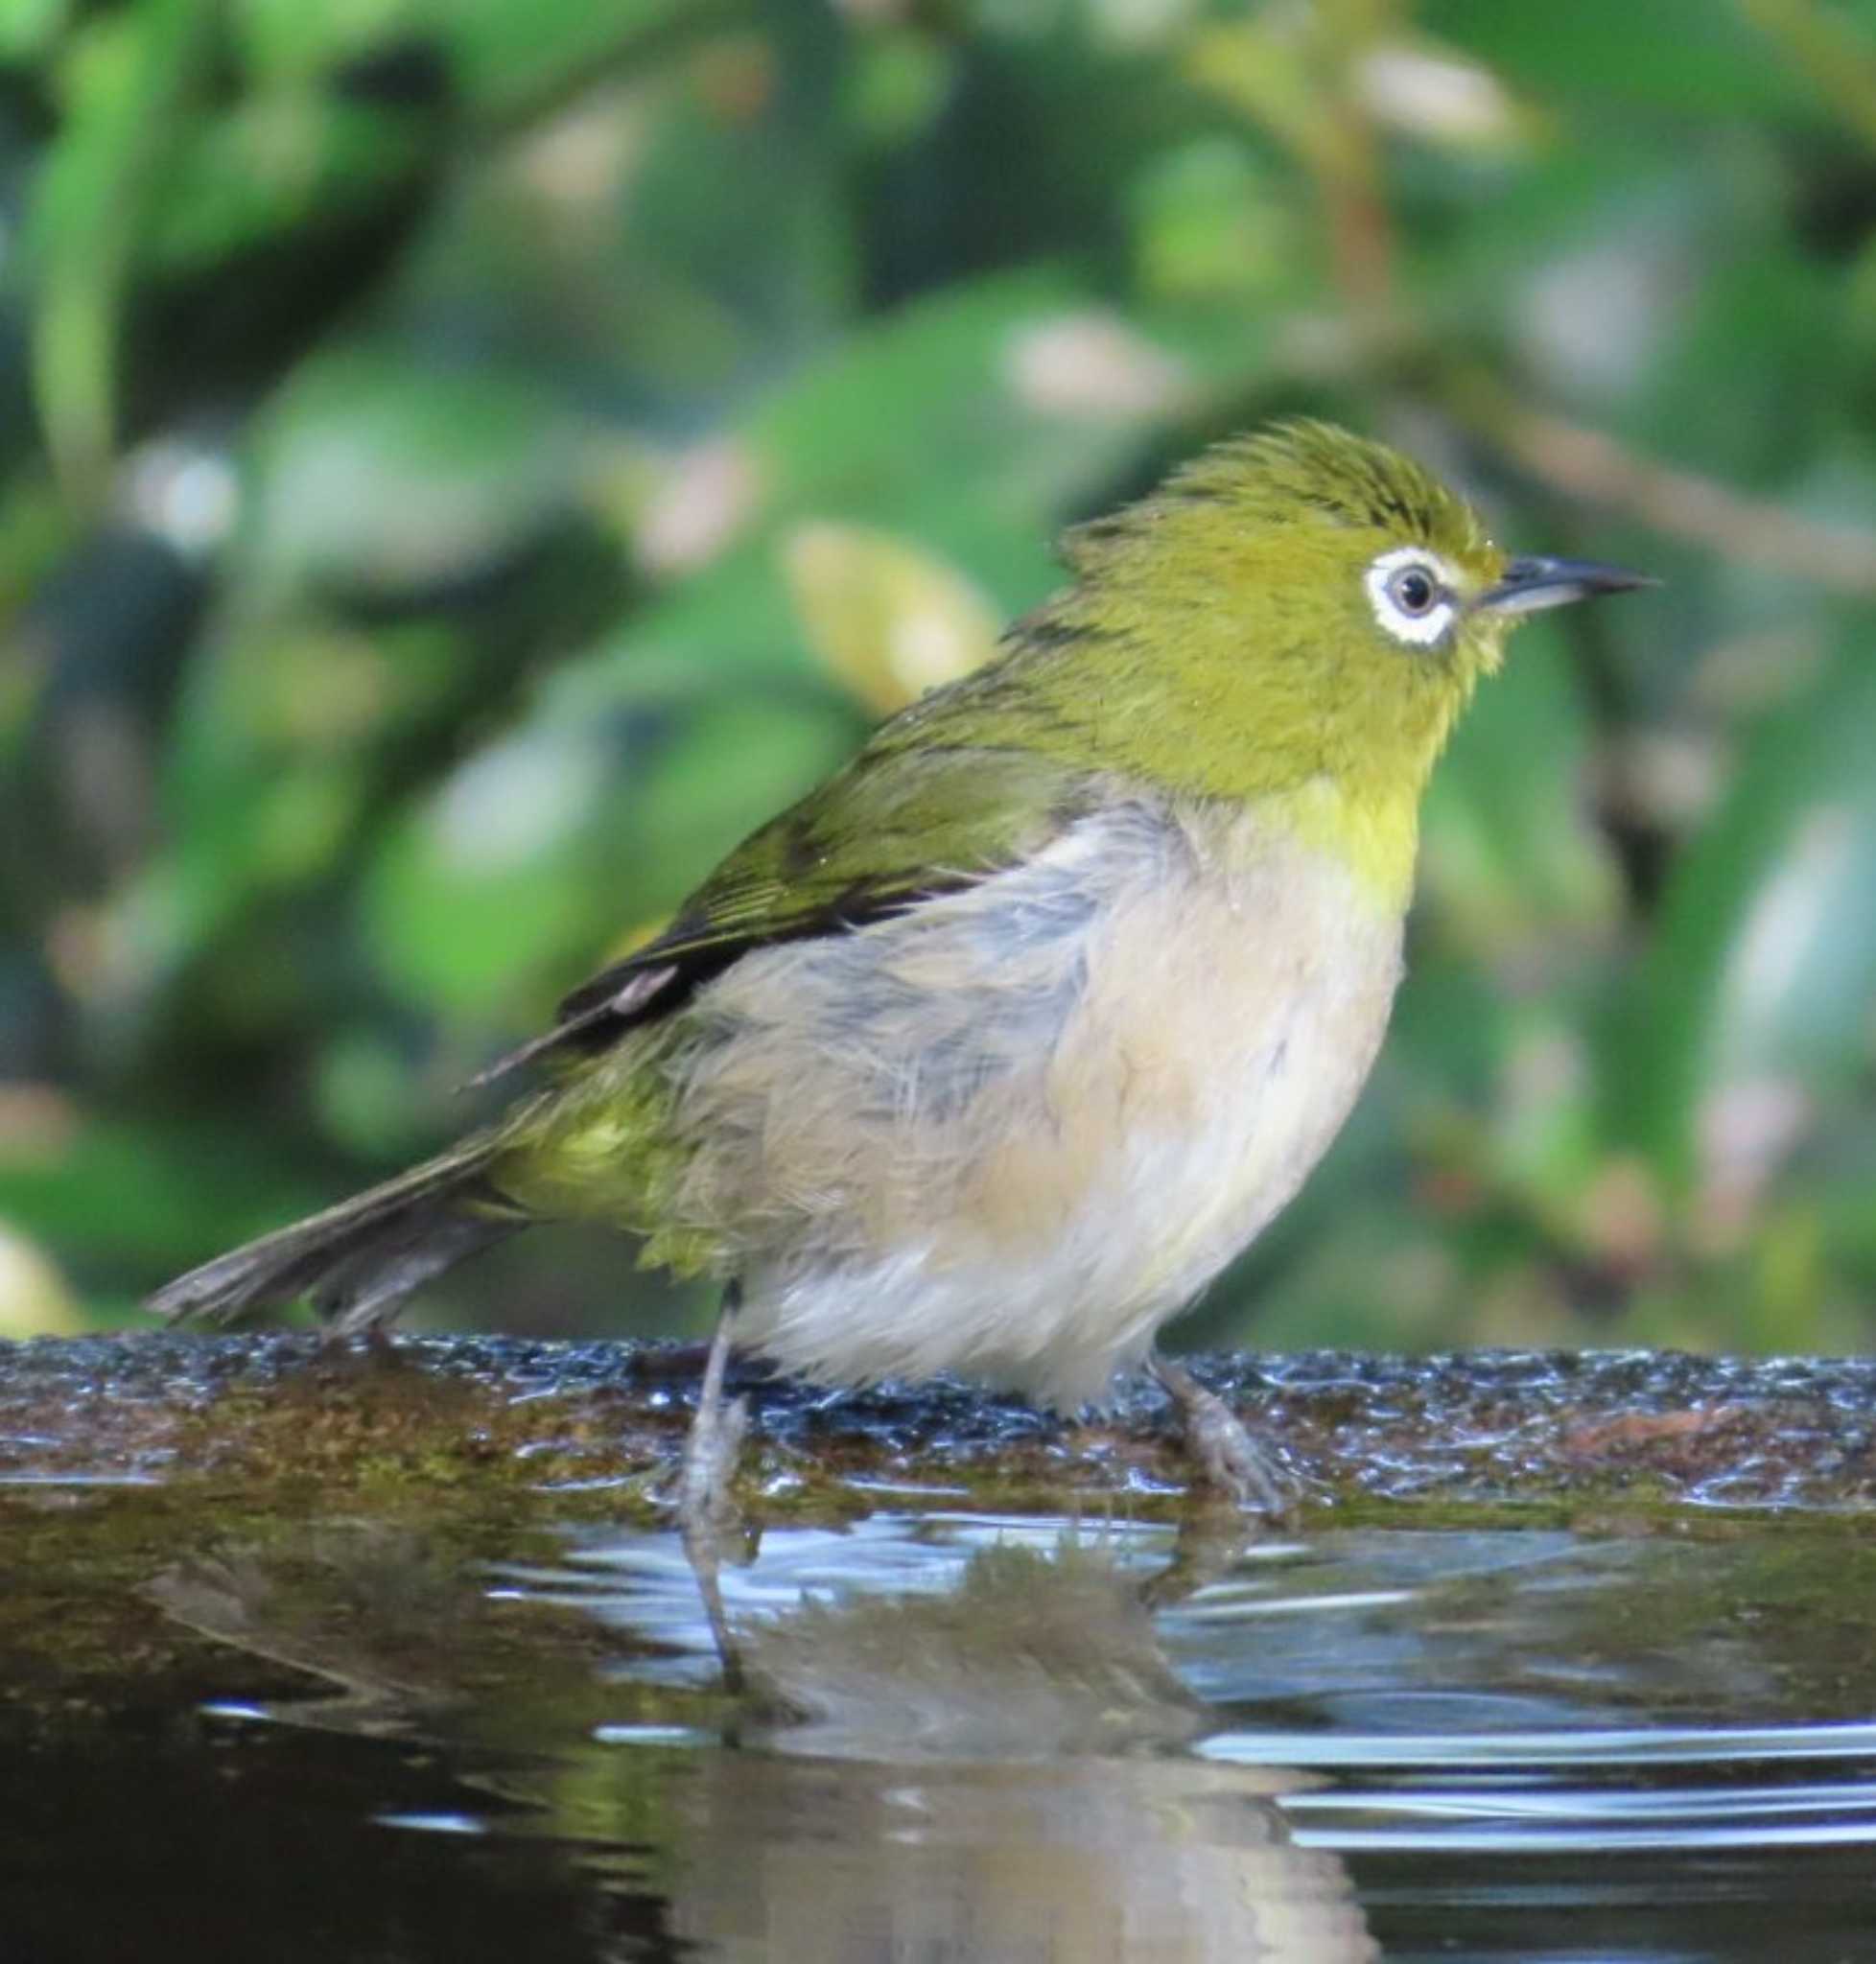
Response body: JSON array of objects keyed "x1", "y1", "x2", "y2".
[{"x1": 149, "y1": 419, "x2": 1650, "y2": 1521}]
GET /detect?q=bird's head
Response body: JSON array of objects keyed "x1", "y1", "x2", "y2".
[{"x1": 1032, "y1": 419, "x2": 1650, "y2": 825}]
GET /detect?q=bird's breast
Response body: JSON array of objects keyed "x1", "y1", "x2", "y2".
[{"x1": 667, "y1": 797, "x2": 1406, "y2": 1407}]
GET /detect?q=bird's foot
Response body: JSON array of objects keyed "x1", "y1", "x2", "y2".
[
  {"x1": 1150, "y1": 1355, "x2": 1295, "y2": 1519},
  {"x1": 679, "y1": 1388, "x2": 750, "y2": 1543}
]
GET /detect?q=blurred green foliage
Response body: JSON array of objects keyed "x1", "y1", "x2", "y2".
[{"x1": 5, "y1": 0, "x2": 1876, "y2": 1357}]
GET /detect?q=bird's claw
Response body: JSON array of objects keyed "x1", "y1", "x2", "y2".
[{"x1": 1151, "y1": 1355, "x2": 1297, "y2": 1521}]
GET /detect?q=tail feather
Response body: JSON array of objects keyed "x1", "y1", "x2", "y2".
[{"x1": 148, "y1": 1135, "x2": 527, "y2": 1335}]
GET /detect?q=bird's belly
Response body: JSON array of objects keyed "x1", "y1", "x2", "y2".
[{"x1": 666, "y1": 803, "x2": 1404, "y2": 1409}]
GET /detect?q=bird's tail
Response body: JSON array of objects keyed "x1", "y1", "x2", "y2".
[{"x1": 147, "y1": 1132, "x2": 528, "y2": 1336}]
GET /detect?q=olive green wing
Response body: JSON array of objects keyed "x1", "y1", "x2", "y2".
[{"x1": 473, "y1": 740, "x2": 1101, "y2": 1084}]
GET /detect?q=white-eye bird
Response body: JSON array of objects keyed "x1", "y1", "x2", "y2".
[{"x1": 151, "y1": 421, "x2": 1651, "y2": 1516}]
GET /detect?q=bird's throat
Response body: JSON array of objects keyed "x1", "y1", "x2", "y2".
[{"x1": 1219, "y1": 775, "x2": 1421, "y2": 920}]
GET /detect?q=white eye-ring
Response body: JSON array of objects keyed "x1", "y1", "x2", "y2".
[{"x1": 1365, "y1": 547, "x2": 1460, "y2": 648}]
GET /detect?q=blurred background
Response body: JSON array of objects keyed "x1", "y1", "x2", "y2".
[{"x1": 3, "y1": 0, "x2": 1876, "y2": 1357}]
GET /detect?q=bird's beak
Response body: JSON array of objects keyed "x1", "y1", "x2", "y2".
[{"x1": 1477, "y1": 555, "x2": 1657, "y2": 618}]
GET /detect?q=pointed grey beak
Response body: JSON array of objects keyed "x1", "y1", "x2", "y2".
[{"x1": 1478, "y1": 555, "x2": 1657, "y2": 618}]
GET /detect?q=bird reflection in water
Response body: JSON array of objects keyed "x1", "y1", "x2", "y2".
[
  {"x1": 669, "y1": 1536, "x2": 1377, "y2": 1963},
  {"x1": 151, "y1": 1523, "x2": 1377, "y2": 1963}
]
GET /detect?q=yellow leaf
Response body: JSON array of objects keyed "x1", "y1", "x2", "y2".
[
  {"x1": 0, "y1": 1225, "x2": 84, "y2": 1338},
  {"x1": 1187, "y1": 19, "x2": 1352, "y2": 179},
  {"x1": 1355, "y1": 38, "x2": 1541, "y2": 155},
  {"x1": 782, "y1": 523, "x2": 1001, "y2": 716}
]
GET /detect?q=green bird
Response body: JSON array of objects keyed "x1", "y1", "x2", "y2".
[{"x1": 151, "y1": 420, "x2": 1649, "y2": 1513}]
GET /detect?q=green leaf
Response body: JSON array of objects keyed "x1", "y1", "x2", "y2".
[
  {"x1": 245, "y1": 348, "x2": 578, "y2": 602},
  {"x1": 1421, "y1": 621, "x2": 1622, "y2": 955},
  {"x1": 0, "y1": 0, "x2": 68, "y2": 65},
  {"x1": 361, "y1": 723, "x2": 618, "y2": 1018},
  {"x1": 144, "y1": 97, "x2": 434, "y2": 273},
  {"x1": 753, "y1": 269, "x2": 1202, "y2": 593},
  {"x1": 24, "y1": 0, "x2": 217, "y2": 496},
  {"x1": 359, "y1": 663, "x2": 856, "y2": 1022},
  {"x1": 0, "y1": 1116, "x2": 332, "y2": 1274},
  {"x1": 1620, "y1": 623, "x2": 1876, "y2": 1189},
  {"x1": 1425, "y1": 0, "x2": 1816, "y2": 118}
]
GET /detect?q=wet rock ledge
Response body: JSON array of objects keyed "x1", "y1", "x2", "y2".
[{"x1": 3, "y1": 1335, "x2": 1874, "y2": 1517}]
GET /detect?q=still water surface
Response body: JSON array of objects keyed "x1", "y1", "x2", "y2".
[{"x1": 8, "y1": 1501, "x2": 1876, "y2": 1961}]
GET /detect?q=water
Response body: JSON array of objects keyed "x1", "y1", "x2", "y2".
[{"x1": 8, "y1": 1491, "x2": 1875, "y2": 1961}]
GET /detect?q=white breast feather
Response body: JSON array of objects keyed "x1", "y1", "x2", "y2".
[{"x1": 664, "y1": 801, "x2": 1404, "y2": 1409}]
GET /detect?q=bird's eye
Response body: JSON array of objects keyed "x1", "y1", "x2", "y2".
[
  {"x1": 1365, "y1": 547, "x2": 1459, "y2": 648},
  {"x1": 1388, "y1": 565, "x2": 1438, "y2": 615}
]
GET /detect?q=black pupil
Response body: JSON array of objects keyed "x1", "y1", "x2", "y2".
[{"x1": 1395, "y1": 568, "x2": 1436, "y2": 613}]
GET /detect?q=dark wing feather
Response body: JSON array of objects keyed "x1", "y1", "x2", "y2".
[{"x1": 471, "y1": 740, "x2": 1099, "y2": 1086}]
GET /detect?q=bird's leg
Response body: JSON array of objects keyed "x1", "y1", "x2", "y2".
[
  {"x1": 679, "y1": 1281, "x2": 751, "y2": 1692},
  {"x1": 1150, "y1": 1353, "x2": 1291, "y2": 1517},
  {"x1": 681, "y1": 1280, "x2": 750, "y2": 1538}
]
